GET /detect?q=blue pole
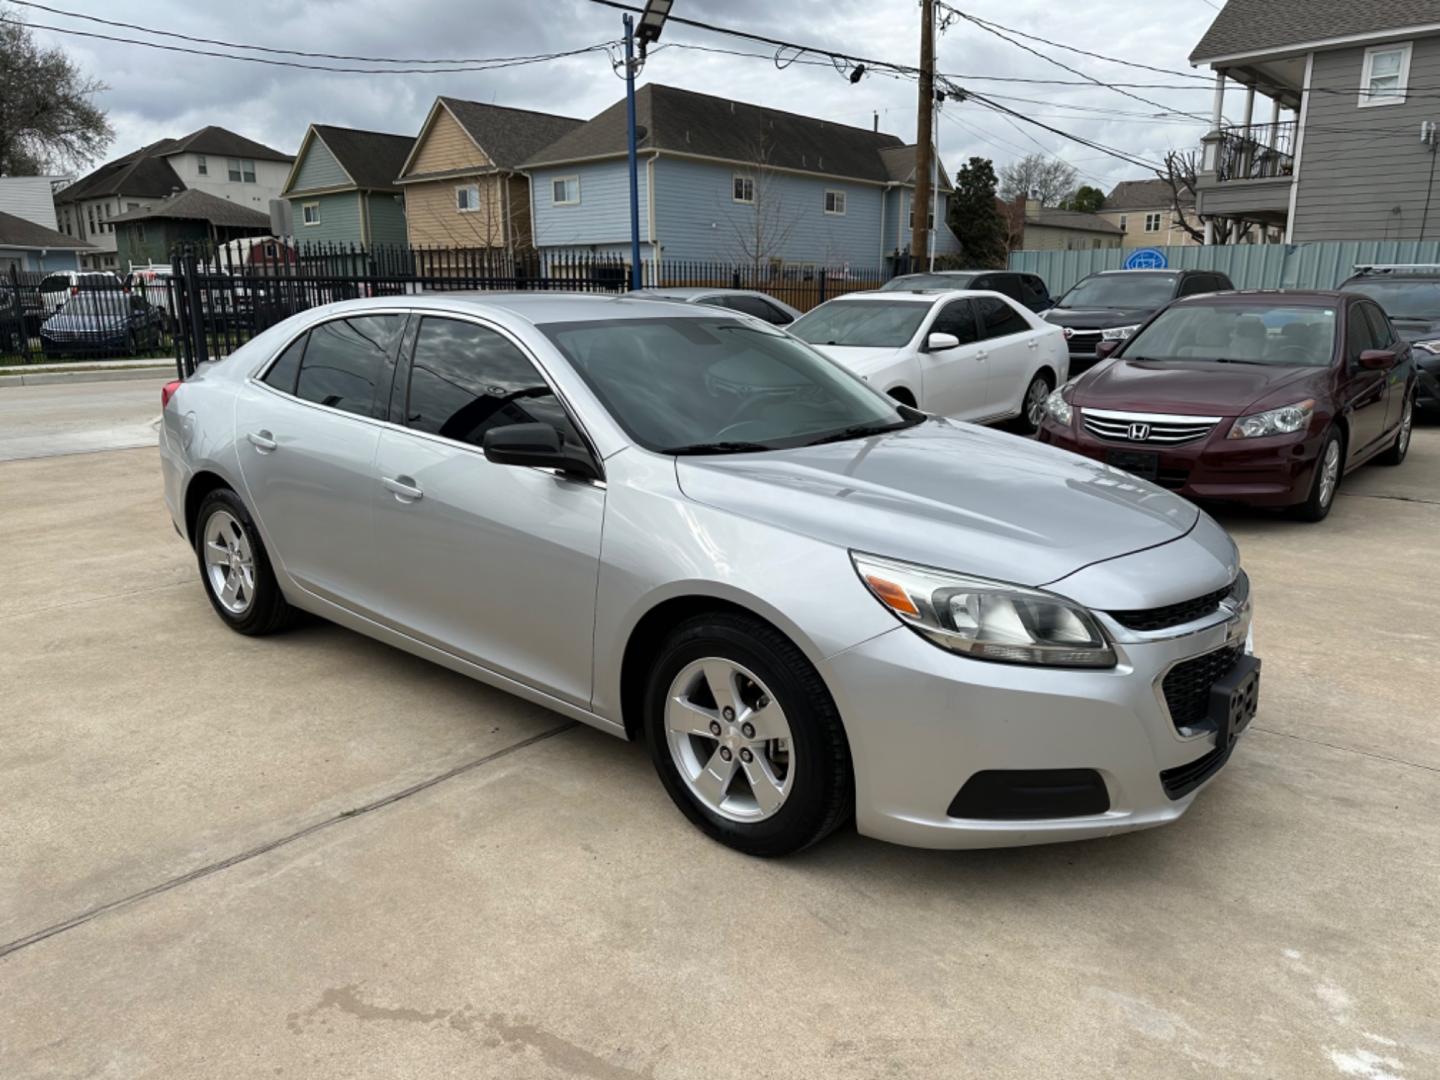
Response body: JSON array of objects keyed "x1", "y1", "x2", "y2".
[{"x1": 625, "y1": 14, "x2": 641, "y2": 290}]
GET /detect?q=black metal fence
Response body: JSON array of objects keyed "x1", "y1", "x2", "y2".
[
  {"x1": 2, "y1": 245, "x2": 897, "y2": 374},
  {"x1": 1215, "y1": 120, "x2": 1296, "y2": 182}
]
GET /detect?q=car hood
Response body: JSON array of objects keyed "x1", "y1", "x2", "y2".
[
  {"x1": 804, "y1": 344, "x2": 908, "y2": 378},
  {"x1": 1073, "y1": 357, "x2": 1321, "y2": 415},
  {"x1": 1043, "y1": 306, "x2": 1156, "y2": 330},
  {"x1": 1387, "y1": 315, "x2": 1440, "y2": 343},
  {"x1": 675, "y1": 418, "x2": 1198, "y2": 588}
]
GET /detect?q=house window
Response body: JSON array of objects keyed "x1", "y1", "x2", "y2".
[
  {"x1": 1144, "y1": 212, "x2": 1162, "y2": 232},
  {"x1": 824, "y1": 190, "x2": 846, "y2": 215},
  {"x1": 456, "y1": 184, "x2": 482, "y2": 212},
  {"x1": 551, "y1": 176, "x2": 580, "y2": 205},
  {"x1": 87, "y1": 205, "x2": 96, "y2": 235},
  {"x1": 301, "y1": 202, "x2": 321, "y2": 226},
  {"x1": 228, "y1": 158, "x2": 257, "y2": 183},
  {"x1": 733, "y1": 175, "x2": 755, "y2": 204},
  {"x1": 1360, "y1": 43, "x2": 1412, "y2": 107},
  {"x1": 907, "y1": 202, "x2": 935, "y2": 230},
  {"x1": 1118, "y1": 214, "x2": 1128, "y2": 230},
  {"x1": 135, "y1": 223, "x2": 145, "y2": 243},
  {"x1": 197, "y1": 155, "x2": 208, "y2": 176}
]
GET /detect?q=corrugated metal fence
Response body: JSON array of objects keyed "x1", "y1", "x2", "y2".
[{"x1": 1008, "y1": 240, "x2": 1440, "y2": 295}]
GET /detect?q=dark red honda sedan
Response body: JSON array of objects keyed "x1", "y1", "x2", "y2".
[{"x1": 1037, "y1": 291, "x2": 1417, "y2": 521}]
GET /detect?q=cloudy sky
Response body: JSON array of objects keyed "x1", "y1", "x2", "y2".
[{"x1": 15, "y1": 0, "x2": 1231, "y2": 193}]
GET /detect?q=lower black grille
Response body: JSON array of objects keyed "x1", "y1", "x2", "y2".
[
  {"x1": 1159, "y1": 741, "x2": 1234, "y2": 799},
  {"x1": 1110, "y1": 583, "x2": 1232, "y2": 632},
  {"x1": 948, "y1": 769, "x2": 1110, "y2": 820},
  {"x1": 1162, "y1": 646, "x2": 1242, "y2": 731}
]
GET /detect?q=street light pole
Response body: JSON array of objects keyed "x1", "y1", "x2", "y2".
[{"x1": 624, "y1": 14, "x2": 642, "y2": 290}]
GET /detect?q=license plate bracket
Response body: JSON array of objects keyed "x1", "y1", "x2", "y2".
[
  {"x1": 1106, "y1": 448, "x2": 1160, "y2": 482},
  {"x1": 1209, "y1": 654, "x2": 1261, "y2": 748}
]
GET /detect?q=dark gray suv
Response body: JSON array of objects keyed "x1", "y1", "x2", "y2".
[{"x1": 880, "y1": 270, "x2": 1053, "y2": 312}]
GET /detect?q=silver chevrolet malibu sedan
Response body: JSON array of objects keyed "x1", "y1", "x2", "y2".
[{"x1": 159, "y1": 293, "x2": 1259, "y2": 856}]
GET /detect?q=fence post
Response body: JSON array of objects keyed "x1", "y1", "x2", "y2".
[
  {"x1": 183, "y1": 247, "x2": 209, "y2": 373},
  {"x1": 818, "y1": 268, "x2": 828, "y2": 305}
]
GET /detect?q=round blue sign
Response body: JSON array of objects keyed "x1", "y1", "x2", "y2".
[{"x1": 1124, "y1": 247, "x2": 1168, "y2": 270}]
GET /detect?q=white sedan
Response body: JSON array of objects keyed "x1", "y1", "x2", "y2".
[{"x1": 790, "y1": 289, "x2": 1070, "y2": 431}]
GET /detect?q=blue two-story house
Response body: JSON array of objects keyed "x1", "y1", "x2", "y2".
[{"x1": 519, "y1": 84, "x2": 960, "y2": 276}]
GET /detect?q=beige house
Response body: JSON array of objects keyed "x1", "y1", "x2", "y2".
[
  {"x1": 1008, "y1": 197, "x2": 1123, "y2": 251},
  {"x1": 1100, "y1": 179, "x2": 1201, "y2": 248},
  {"x1": 397, "y1": 97, "x2": 582, "y2": 251}
]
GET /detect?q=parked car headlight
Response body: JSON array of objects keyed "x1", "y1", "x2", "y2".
[
  {"x1": 1227, "y1": 399, "x2": 1314, "y2": 439},
  {"x1": 851, "y1": 553, "x2": 1116, "y2": 668},
  {"x1": 1101, "y1": 324, "x2": 1140, "y2": 341},
  {"x1": 1044, "y1": 386, "x2": 1072, "y2": 425},
  {"x1": 1412, "y1": 339, "x2": 1440, "y2": 355}
]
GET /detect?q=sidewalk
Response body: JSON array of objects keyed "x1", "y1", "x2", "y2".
[{"x1": 0, "y1": 357, "x2": 177, "y2": 388}]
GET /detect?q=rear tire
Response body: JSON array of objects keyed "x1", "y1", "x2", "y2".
[
  {"x1": 644, "y1": 613, "x2": 853, "y2": 856},
  {"x1": 1290, "y1": 427, "x2": 1343, "y2": 522},
  {"x1": 194, "y1": 488, "x2": 296, "y2": 636},
  {"x1": 1377, "y1": 393, "x2": 1414, "y2": 466},
  {"x1": 1013, "y1": 371, "x2": 1054, "y2": 436}
]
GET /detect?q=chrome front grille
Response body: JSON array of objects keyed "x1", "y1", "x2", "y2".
[
  {"x1": 1081, "y1": 408, "x2": 1221, "y2": 446},
  {"x1": 1064, "y1": 329, "x2": 1102, "y2": 353}
]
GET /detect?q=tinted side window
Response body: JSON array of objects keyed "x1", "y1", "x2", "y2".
[
  {"x1": 710, "y1": 294, "x2": 790, "y2": 324},
  {"x1": 405, "y1": 317, "x2": 583, "y2": 449},
  {"x1": 1346, "y1": 304, "x2": 1383, "y2": 360},
  {"x1": 974, "y1": 296, "x2": 1030, "y2": 340},
  {"x1": 1361, "y1": 302, "x2": 1396, "y2": 347},
  {"x1": 1177, "y1": 275, "x2": 1209, "y2": 297},
  {"x1": 931, "y1": 299, "x2": 979, "y2": 344},
  {"x1": 1021, "y1": 276, "x2": 1050, "y2": 308},
  {"x1": 295, "y1": 314, "x2": 402, "y2": 417},
  {"x1": 1212, "y1": 274, "x2": 1234, "y2": 291},
  {"x1": 263, "y1": 334, "x2": 306, "y2": 394},
  {"x1": 988, "y1": 275, "x2": 1025, "y2": 302}
]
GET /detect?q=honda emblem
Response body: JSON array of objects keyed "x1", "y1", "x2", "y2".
[{"x1": 1128, "y1": 422, "x2": 1151, "y2": 441}]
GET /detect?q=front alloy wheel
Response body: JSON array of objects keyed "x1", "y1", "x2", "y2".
[
  {"x1": 1015, "y1": 373, "x2": 1053, "y2": 435},
  {"x1": 1291, "y1": 428, "x2": 1343, "y2": 522}
]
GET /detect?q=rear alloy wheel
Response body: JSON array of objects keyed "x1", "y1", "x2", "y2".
[
  {"x1": 1014, "y1": 372, "x2": 1053, "y2": 435},
  {"x1": 1378, "y1": 394, "x2": 1414, "y2": 466},
  {"x1": 1291, "y1": 428, "x2": 1343, "y2": 522},
  {"x1": 194, "y1": 488, "x2": 296, "y2": 635},
  {"x1": 645, "y1": 613, "x2": 852, "y2": 856}
]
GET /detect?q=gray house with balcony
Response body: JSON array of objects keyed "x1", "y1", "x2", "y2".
[{"x1": 1191, "y1": 0, "x2": 1440, "y2": 243}]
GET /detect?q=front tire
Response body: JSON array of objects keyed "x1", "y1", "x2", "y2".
[
  {"x1": 1013, "y1": 371, "x2": 1054, "y2": 436},
  {"x1": 194, "y1": 488, "x2": 296, "y2": 635},
  {"x1": 644, "y1": 613, "x2": 853, "y2": 856},
  {"x1": 1290, "y1": 427, "x2": 1343, "y2": 522}
]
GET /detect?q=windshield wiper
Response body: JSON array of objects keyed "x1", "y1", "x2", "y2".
[
  {"x1": 666, "y1": 440, "x2": 774, "y2": 456},
  {"x1": 803, "y1": 415, "x2": 924, "y2": 446},
  {"x1": 1212, "y1": 357, "x2": 1269, "y2": 365}
]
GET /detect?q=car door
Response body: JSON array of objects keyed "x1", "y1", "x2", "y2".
[
  {"x1": 1339, "y1": 300, "x2": 1391, "y2": 460},
  {"x1": 369, "y1": 314, "x2": 605, "y2": 707},
  {"x1": 972, "y1": 294, "x2": 1041, "y2": 417},
  {"x1": 917, "y1": 297, "x2": 988, "y2": 419},
  {"x1": 1361, "y1": 301, "x2": 1412, "y2": 431},
  {"x1": 234, "y1": 312, "x2": 404, "y2": 612}
]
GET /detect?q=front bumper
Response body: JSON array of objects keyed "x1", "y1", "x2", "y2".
[
  {"x1": 1416, "y1": 360, "x2": 1440, "y2": 411},
  {"x1": 822, "y1": 611, "x2": 1253, "y2": 849},
  {"x1": 1038, "y1": 417, "x2": 1319, "y2": 507}
]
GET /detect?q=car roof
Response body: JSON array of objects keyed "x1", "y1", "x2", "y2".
[
  {"x1": 1089, "y1": 269, "x2": 1183, "y2": 278},
  {"x1": 893, "y1": 270, "x2": 987, "y2": 277},
  {"x1": 288, "y1": 291, "x2": 766, "y2": 327},
  {"x1": 1171, "y1": 289, "x2": 1346, "y2": 306},
  {"x1": 630, "y1": 286, "x2": 732, "y2": 299}
]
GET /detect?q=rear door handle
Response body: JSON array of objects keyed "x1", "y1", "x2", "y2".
[
  {"x1": 976, "y1": 349, "x2": 989, "y2": 361},
  {"x1": 247, "y1": 430, "x2": 277, "y2": 452},
  {"x1": 382, "y1": 475, "x2": 423, "y2": 502},
  {"x1": 1027, "y1": 338, "x2": 1039, "y2": 349}
]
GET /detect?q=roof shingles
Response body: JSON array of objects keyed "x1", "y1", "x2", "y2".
[
  {"x1": 0, "y1": 210, "x2": 94, "y2": 250},
  {"x1": 302, "y1": 126, "x2": 415, "y2": 192},
  {"x1": 109, "y1": 189, "x2": 271, "y2": 228},
  {"x1": 1190, "y1": 0, "x2": 1440, "y2": 62}
]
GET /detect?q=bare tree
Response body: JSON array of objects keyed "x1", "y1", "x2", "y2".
[
  {"x1": 997, "y1": 153, "x2": 1079, "y2": 207},
  {"x1": 0, "y1": 6, "x2": 113, "y2": 173},
  {"x1": 724, "y1": 136, "x2": 799, "y2": 269},
  {"x1": 1156, "y1": 150, "x2": 1253, "y2": 245}
]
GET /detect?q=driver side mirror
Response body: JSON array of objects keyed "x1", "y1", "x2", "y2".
[
  {"x1": 1095, "y1": 339, "x2": 1121, "y2": 361},
  {"x1": 926, "y1": 332, "x2": 961, "y2": 352},
  {"x1": 1358, "y1": 348, "x2": 1398, "y2": 370},
  {"x1": 482, "y1": 423, "x2": 600, "y2": 481}
]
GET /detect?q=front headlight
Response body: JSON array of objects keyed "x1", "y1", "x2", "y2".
[
  {"x1": 851, "y1": 553, "x2": 1116, "y2": 668},
  {"x1": 1101, "y1": 324, "x2": 1140, "y2": 341},
  {"x1": 1413, "y1": 339, "x2": 1440, "y2": 355},
  {"x1": 1044, "y1": 386, "x2": 1072, "y2": 425},
  {"x1": 1227, "y1": 398, "x2": 1314, "y2": 439}
]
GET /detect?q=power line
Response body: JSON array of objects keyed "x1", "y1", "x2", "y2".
[{"x1": 5, "y1": 14, "x2": 616, "y2": 74}]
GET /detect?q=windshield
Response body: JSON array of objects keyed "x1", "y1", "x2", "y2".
[
  {"x1": 878, "y1": 273, "x2": 978, "y2": 292},
  {"x1": 1058, "y1": 274, "x2": 1177, "y2": 310},
  {"x1": 790, "y1": 299, "x2": 931, "y2": 347},
  {"x1": 1342, "y1": 278, "x2": 1440, "y2": 319},
  {"x1": 1122, "y1": 304, "x2": 1335, "y2": 367},
  {"x1": 540, "y1": 316, "x2": 918, "y2": 454}
]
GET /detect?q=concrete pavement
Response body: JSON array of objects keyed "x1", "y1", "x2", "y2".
[
  {"x1": 1, "y1": 385, "x2": 1437, "y2": 1077},
  {"x1": 0, "y1": 375, "x2": 171, "y2": 462}
]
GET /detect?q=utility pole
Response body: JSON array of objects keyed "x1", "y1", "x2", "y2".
[
  {"x1": 624, "y1": 14, "x2": 641, "y2": 289},
  {"x1": 911, "y1": 0, "x2": 935, "y2": 271}
]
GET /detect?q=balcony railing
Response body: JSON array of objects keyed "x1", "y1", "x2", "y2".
[{"x1": 1215, "y1": 120, "x2": 1296, "y2": 182}]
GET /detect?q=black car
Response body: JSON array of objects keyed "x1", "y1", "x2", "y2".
[
  {"x1": 1042, "y1": 268, "x2": 1234, "y2": 373},
  {"x1": 879, "y1": 269, "x2": 1053, "y2": 312},
  {"x1": 1, "y1": 282, "x2": 45, "y2": 352},
  {"x1": 39, "y1": 291, "x2": 165, "y2": 357},
  {"x1": 1339, "y1": 264, "x2": 1440, "y2": 414}
]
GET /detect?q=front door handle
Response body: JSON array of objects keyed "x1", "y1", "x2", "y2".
[
  {"x1": 247, "y1": 430, "x2": 277, "y2": 452},
  {"x1": 382, "y1": 475, "x2": 423, "y2": 503},
  {"x1": 975, "y1": 349, "x2": 989, "y2": 361}
]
